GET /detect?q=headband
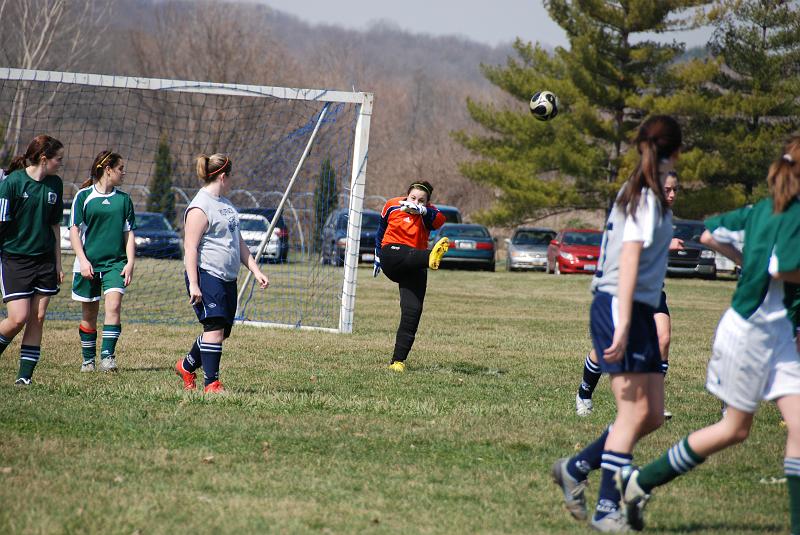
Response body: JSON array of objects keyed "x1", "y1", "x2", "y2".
[
  {"x1": 782, "y1": 154, "x2": 795, "y2": 164},
  {"x1": 410, "y1": 182, "x2": 431, "y2": 195},
  {"x1": 96, "y1": 153, "x2": 112, "y2": 169},
  {"x1": 208, "y1": 157, "x2": 229, "y2": 177}
]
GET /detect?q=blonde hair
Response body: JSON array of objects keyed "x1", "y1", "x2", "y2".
[
  {"x1": 767, "y1": 136, "x2": 800, "y2": 214},
  {"x1": 196, "y1": 153, "x2": 231, "y2": 183}
]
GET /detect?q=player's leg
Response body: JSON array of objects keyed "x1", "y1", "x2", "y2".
[
  {"x1": 0, "y1": 298, "x2": 30, "y2": 357},
  {"x1": 98, "y1": 266, "x2": 127, "y2": 372},
  {"x1": 778, "y1": 395, "x2": 800, "y2": 535},
  {"x1": 0, "y1": 253, "x2": 37, "y2": 357},
  {"x1": 198, "y1": 320, "x2": 225, "y2": 392},
  {"x1": 73, "y1": 273, "x2": 101, "y2": 371},
  {"x1": 389, "y1": 270, "x2": 427, "y2": 372},
  {"x1": 16, "y1": 294, "x2": 52, "y2": 384},
  {"x1": 576, "y1": 348, "x2": 601, "y2": 416},
  {"x1": 654, "y1": 309, "x2": 672, "y2": 419}
]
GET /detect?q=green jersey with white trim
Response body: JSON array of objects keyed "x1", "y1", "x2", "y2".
[
  {"x1": 70, "y1": 186, "x2": 136, "y2": 271},
  {"x1": 705, "y1": 197, "x2": 800, "y2": 326},
  {"x1": 0, "y1": 169, "x2": 63, "y2": 256}
]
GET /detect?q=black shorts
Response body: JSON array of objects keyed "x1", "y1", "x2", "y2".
[
  {"x1": 185, "y1": 269, "x2": 237, "y2": 338},
  {"x1": 0, "y1": 252, "x2": 60, "y2": 303},
  {"x1": 655, "y1": 290, "x2": 670, "y2": 316}
]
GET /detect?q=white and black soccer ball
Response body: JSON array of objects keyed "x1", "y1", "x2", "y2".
[{"x1": 529, "y1": 91, "x2": 559, "y2": 121}]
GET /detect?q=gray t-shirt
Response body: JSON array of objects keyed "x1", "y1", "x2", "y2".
[
  {"x1": 591, "y1": 184, "x2": 673, "y2": 308},
  {"x1": 185, "y1": 188, "x2": 240, "y2": 281}
]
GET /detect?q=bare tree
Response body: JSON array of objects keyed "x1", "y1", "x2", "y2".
[{"x1": 0, "y1": 0, "x2": 114, "y2": 159}]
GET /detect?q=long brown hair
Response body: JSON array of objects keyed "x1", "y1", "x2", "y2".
[
  {"x1": 6, "y1": 135, "x2": 64, "y2": 173},
  {"x1": 617, "y1": 115, "x2": 682, "y2": 216},
  {"x1": 81, "y1": 150, "x2": 122, "y2": 188},
  {"x1": 767, "y1": 136, "x2": 800, "y2": 213},
  {"x1": 196, "y1": 153, "x2": 232, "y2": 183}
]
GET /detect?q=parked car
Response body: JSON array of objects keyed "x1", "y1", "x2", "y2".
[
  {"x1": 668, "y1": 219, "x2": 717, "y2": 279},
  {"x1": 321, "y1": 208, "x2": 382, "y2": 265},
  {"x1": 60, "y1": 208, "x2": 72, "y2": 251},
  {"x1": 428, "y1": 223, "x2": 495, "y2": 271},
  {"x1": 239, "y1": 213, "x2": 282, "y2": 262},
  {"x1": 547, "y1": 229, "x2": 602, "y2": 275},
  {"x1": 435, "y1": 204, "x2": 462, "y2": 224},
  {"x1": 505, "y1": 227, "x2": 556, "y2": 271},
  {"x1": 238, "y1": 207, "x2": 289, "y2": 263},
  {"x1": 134, "y1": 212, "x2": 183, "y2": 260}
]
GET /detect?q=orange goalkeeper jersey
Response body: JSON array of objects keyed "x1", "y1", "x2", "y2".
[{"x1": 376, "y1": 196, "x2": 446, "y2": 251}]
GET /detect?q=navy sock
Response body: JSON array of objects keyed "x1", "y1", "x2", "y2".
[
  {"x1": 566, "y1": 426, "x2": 610, "y2": 481},
  {"x1": 199, "y1": 337, "x2": 222, "y2": 386},
  {"x1": 0, "y1": 333, "x2": 12, "y2": 356},
  {"x1": 578, "y1": 353, "x2": 601, "y2": 400},
  {"x1": 182, "y1": 336, "x2": 202, "y2": 373},
  {"x1": 595, "y1": 450, "x2": 632, "y2": 520}
]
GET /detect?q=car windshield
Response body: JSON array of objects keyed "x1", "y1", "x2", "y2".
[
  {"x1": 438, "y1": 208, "x2": 461, "y2": 224},
  {"x1": 513, "y1": 230, "x2": 555, "y2": 245},
  {"x1": 137, "y1": 214, "x2": 173, "y2": 232},
  {"x1": 673, "y1": 222, "x2": 705, "y2": 242},
  {"x1": 336, "y1": 212, "x2": 381, "y2": 232},
  {"x1": 562, "y1": 231, "x2": 602, "y2": 246},
  {"x1": 443, "y1": 226, "x2": 489, "y2": 238},
  {"x1": 239, "y1": 218, "x2": 267, "y2": 232}
]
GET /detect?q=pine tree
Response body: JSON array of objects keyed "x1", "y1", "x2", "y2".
[
  {"x1": 454, "y1": 1, "x2": 709, "y2": 225},
  {"x1": 313, "y1": 158, "x2": 337, "y2": 253},
  {"x1": 655, "y1": 0, "x2": 800, "y2": 217},
  {"x1": 147, "y1": 134, "x2": 176, "y2": 224}
]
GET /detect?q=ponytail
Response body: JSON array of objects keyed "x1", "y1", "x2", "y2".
[
  {"x1": 82, "y1": 150, "x2": 122, "y2": 189},
  {"x1": 196, "y1": 153, "x2": 231, "y2": 183},
  {"x1": 767, "y1": 136, "x2": 800, "y2": 213},
  {"x1": 5, "y1": 134, "x2": 64, "y2": 174},
  {"x1": 617, "y1": 115, "x2": 682, "y2": 217}
]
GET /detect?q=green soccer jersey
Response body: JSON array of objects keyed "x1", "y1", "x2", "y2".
[
  {"x1": 0, "y1": 169, "x2": 63, "y2": 256},
  {"x1": 705, "y1": 197, "x2": 800, "y2": 326},
  {"x1": 70, "y1": 185, "x2": 136, "y2": 271}
]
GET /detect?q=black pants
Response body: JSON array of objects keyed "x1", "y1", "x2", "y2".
[{"x1": 380, "y1": 244, "x2": 429, "y2": 362}]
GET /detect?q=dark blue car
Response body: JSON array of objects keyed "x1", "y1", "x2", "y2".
[
  {"x1": 134, "y1": 212, "x2": 182, "y2": 260},
  {"x1": 321, "y1": 208, "x2": 382, "y2": 265}
]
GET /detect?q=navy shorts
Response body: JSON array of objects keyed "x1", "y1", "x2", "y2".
[
  {"x1": 655, "y1": 290, "x2": 669, "y2": 316},
  {"x1": 590, "y1": 291, "x2": 662, "y2": 374},
  {"x1": 185, "y1": 269, "x2": 237, "y2": 337}
]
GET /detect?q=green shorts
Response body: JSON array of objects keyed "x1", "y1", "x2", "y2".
[{"x1": 71, "y1": 261, "x2": 127, "y2": 302}]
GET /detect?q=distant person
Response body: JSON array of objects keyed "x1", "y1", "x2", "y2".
[
  {"x1": 574, "y1": 171, "x2": 681, "y2": 419},
  {"x1": 70, "y1": 151, "x2": 136, "y2": 373},
  {"x1": 175, "y1": 153, "x2": 269, "y2": 393},
  {"x1": 0, "y1": 135, "x2": 65, "y2": 385},
  {"x1": 617, "y1": 137, "x2": 800, "y2": 534},
  {"x1": 373, "y1": 181, "x2": 449, "y2": 372},
  {"x1": 551, "y1": 116, "x2": 681, "y2": 532}
]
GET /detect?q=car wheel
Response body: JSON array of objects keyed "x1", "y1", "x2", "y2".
[
  {"x1": 554, "y1": 261, "x2": 561, "y2": 275},
  {"x1": 486, "y1": 262, "x2": 496, "y2": 272}
]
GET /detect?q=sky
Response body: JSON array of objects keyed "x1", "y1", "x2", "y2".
[{"x1": 250, "y1": 0, "x2": 715, "y2": 49}]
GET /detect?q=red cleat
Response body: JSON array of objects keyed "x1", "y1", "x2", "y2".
[
  {"x1": 203, "y1": 380, "x2": 225, "y2": 394},
  {"x1": 175, "y1": 359, "x2": 196, "y2": 391}
]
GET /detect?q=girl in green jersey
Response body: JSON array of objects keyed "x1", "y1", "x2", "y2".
[
  {"x1": 70, "y1": 151, "x2": 136, "y2": 373},
  {"x1": 0, "y1": 135, "x2": 65, "y2": 385}
]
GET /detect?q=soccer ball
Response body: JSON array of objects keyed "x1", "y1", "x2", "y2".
[{"x1": 529, "y1": 91, "x2": 559, "y2": 121}]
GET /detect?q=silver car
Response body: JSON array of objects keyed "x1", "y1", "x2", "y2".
[{"x1": 505, "y1": 227, "x2": 556, "y2": 271}]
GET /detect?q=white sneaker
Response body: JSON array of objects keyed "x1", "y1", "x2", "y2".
[
  {"x1": 576, "y1": 394, "x2": 594, "y2": 417},
  {"x1": 80, "y1": 361, "x2": 96, "y2": 372},
  {"x1": 99, "y1": 356, "x2": 118, "y2": 372},
  {"x1": 616, "y1": 465, "x2": 650, "y2": 531},
  {"x1": 590, "y1": 509, "x2": 631, "y2": 532},
  {"x1": 14, "y1": 377, "x2": 31, "y2": 386},
  {"x1": 551, "y1": 458, "x2": 588, "y2": 520},
  {"x1": 663, "y1": 410, "x2": 673, "y2": 420}
]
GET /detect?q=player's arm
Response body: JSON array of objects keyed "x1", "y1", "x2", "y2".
[
  {"x1": 238, "y1": 233, "x2": 269, "y2": 289},
  {"x1": 423, "y1": 204, "x2": 445, "y2": 230},
  {"x1": 700, "y1": 230, "x2": 743, "y2": 266},
  {"x1": 184, "y1": 208, "x2": 208, "y2": 304},
  {"x1": 121, "y1": 230, "x2": 135, "y2": 286},
  {"x1": 51, "y1": 223, "x2": 64, "y2": 284},
  {"x1": 0, "y1": 176, "x2": 14, "y2": 239}
]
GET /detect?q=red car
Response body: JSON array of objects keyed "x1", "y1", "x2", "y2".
[{"x1": 547, "y1": 228, "x2": 603, "y2": 275}]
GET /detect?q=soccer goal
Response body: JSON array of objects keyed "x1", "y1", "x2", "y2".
[{"x1": 0, "y1": 68, "x2": 373, "y2": 333}]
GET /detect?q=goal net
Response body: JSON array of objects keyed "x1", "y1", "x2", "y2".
[{"x1": 0, "y1": 68, "x2": 373, "y2": 333}]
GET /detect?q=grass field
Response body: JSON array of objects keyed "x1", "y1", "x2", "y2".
[{"x1": 0, "y1": 268, "x2": 789, "y2": 534}]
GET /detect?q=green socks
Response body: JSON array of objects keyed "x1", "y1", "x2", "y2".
[
  {"x1": 79, "y1": 325, "x2": 97, "y2": 364},
  {"x1": 16, "y1": 345, "x2": 40, "y2": 381},
  {"x1": 100, "y1": 324, "x2": 121, "y2": 359},
  {"x1": 638, "y1": 436, "x2": 705, "y2": 493},
  {"x1": 786, "y1": 458, "x2": 800, "y2": 535},
  {"x1": 0, "y1": 333, "x2": 11, "y2": 355}
]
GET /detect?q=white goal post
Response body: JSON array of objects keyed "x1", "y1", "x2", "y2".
[{"x1": 0, "y1": 67, "x2": 373, "y2": 333}]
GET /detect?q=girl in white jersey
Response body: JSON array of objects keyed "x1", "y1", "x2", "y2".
[
  {"x1": 174, "y1": 154, "x2": 269, "y2": 393},
  {"x1": 552, "y1": 116, "x2": 682, "y2": 532},
  {"x1": 618, "y1": 137, "x2": 800, "y2": 534},
  {"x1": 70, "y1": 151, "x2": 136, "y2": 373}
]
